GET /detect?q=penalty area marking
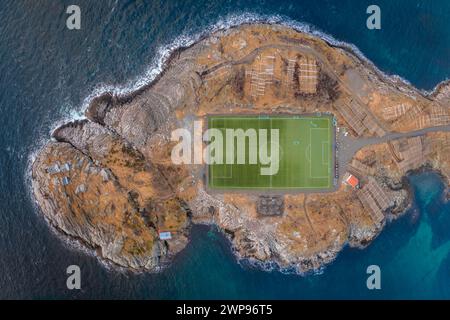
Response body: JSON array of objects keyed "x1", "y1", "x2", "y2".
[{"x1": 310, "y1": 127, "x2": 331, "y2": 179}]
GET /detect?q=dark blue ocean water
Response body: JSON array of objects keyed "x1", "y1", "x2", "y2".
[{"x1": 1, "y1": 0, "x2": 450, "y2": 299}]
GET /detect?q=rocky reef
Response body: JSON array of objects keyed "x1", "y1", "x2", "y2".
[{"x1": 31, "y1": 24, "x2": 450, "y2": 273}]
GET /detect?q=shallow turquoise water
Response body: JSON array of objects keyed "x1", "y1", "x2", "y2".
[
  {"x1": 1, "y1": 0, "x2": 450, "y2": 299},
  {"x1": 157, "y1": 172, "x2": 450, "y2": 299}
]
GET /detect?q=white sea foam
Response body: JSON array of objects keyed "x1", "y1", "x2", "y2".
[
  {"x1": 49, "y1": 11, "x2": 443, "y2": 131},
  {"x1": 27, "y1": 11, "x2": 444, "y2": 213},
  {"x1": 25, "y1": 12, "x2": 448, "y2": 274},
  {"x1": 49, "y1": 11, "x2": 448, "y2": 132}
]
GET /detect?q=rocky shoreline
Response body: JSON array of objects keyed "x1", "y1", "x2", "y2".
[{"x1": 31, "y1": 23, "x2": 450, "y2": 274}]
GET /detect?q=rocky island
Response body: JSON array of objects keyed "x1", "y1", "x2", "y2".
[{"x1": 31, "y1": 23, "x2": 450, "y2": 273}]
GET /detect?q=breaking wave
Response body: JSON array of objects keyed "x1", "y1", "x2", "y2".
[
  {"x1": 51, "y1": 11, "x2": 446, "y2": 130},
  {"x1": 26, "y1": 11, "x2": 449, "y2": 275}
]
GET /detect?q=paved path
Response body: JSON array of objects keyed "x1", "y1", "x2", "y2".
[
  {"x1": 205, "y1": 40, "x2": 450, "y2": 187},
  {"x1": 337, "y1": 124, "x2": 450, "y2": 181},
  {"x1": 231, "y1": 43, "x2": 450, "y2": 183}
]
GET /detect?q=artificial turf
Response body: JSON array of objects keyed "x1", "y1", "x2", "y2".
[{"x1": 207, "y1": 115, "x2": 334, "y2": 190}]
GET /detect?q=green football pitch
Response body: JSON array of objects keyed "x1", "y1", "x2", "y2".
[{"x1": 207, "y1": 115, "x2": 334, "y2": 190}]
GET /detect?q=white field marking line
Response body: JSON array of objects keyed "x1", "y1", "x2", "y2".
[
  {"x1": 223, "y1": 124, "x2": 234, "y2": 179},
  {"x1": 321, "y1": 141, "x2": 330, "y2": 165},
  {"x1": 210, "y1": 118, "x2": 215, "y2": 187},
  {"x1": 222, "y1": 130, "x2": 234, "y2": 180},
  {"x1": 210, "y1": 161, "x2": 214, "y2": 187},
  {"x1": 325, "y1": 119, "x2": 331, "y2": 188},
  {"x1": 308, "y1": 125, "x2": 312, "y2": 183},
  {"x1": 293, "y1": 129, "x2": 303, "y2": 187},
  {"x1": 326, "y1": 116, "x2": 332, "y2": 187},
  {"x1": 305, "y1": 144, "x2": 311, "y2": 163},
  {"x1": 310, "y1": 127, "x2": 331, "y2": 179},
  {"x1": 207, "y1": 117, "x2": 329, "y2": 120},
  {"x1": 270, "y1": 118, "x2": 272, "y2": 188},
  {"x1": 210, "y1": 185, "x2": 330, "y2": 189},
  {"x1": 305, "y1": 122, "x2": 312, "y2": 186},
  {"x1": 216, "y1": 164, "x2": 233, "y2": 179},
  {"x1": 328, "y1": 122, "x2": 332, "y2": 187},
  {"x1": 210, "y1": 119, "x2": 233, "y2": 180}
]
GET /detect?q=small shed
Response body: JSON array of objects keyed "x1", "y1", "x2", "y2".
[
  {"x1": 344, "y1": 173, "x2": 359, "y2": 188},
  {"x1": 159, "y1": 231, "x2": 172, "y2": 240}
]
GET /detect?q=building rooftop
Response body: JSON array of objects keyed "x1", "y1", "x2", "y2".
[
  {"x1": 159, "y1": 231, "x2": 172, "y2": 240},
  {"x1": 344, "y1": 173, "x2": 359, "y2": 188}
]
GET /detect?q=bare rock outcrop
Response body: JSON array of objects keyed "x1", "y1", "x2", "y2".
[{"x1": 31, "y1": 23, "x2": 450, "y2": 273}]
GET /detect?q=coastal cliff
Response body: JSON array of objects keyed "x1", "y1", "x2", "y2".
[{"x1": 31, "y1": 23, "x2": 450, "y2": 273}]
